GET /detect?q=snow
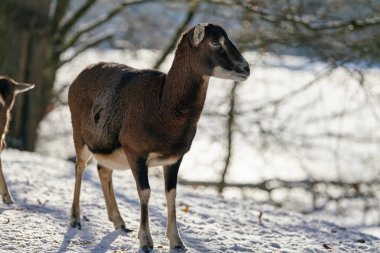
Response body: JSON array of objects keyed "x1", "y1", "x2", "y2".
[
  {"x1": 1, "y1": 150, "x2": 379, "y2": 252},
  {"x1": 33, "y1": 48, "x2": 380, "y2": 237},
  {"x1": 38, "y1": 48, "x2": 380, "y2": 184}
]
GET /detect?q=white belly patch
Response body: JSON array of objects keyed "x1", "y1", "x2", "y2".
[
  {"x1": 93, "y1": 148, "x2": 130, "y2": 170},
  {"x1": 147, "y1": 152, "x2": 181, "y2": 167},
  {"x1": 92, "y1": 148, "x2": 180, "y2": 170}
]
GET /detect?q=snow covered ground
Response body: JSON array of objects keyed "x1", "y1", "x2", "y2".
[
  {"x1": 33, "y1": 48, "x2": 380, "y2": 237},
  {"x1": 37, "y1": 49, "x2": 380, "y2": 184},
  {"x1": 1, "y1": 150, "x2": 379, "y2": 252}
]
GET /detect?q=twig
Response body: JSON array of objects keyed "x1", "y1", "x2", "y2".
[
  {"x1": 59, "y1": 32, "x2": 113, "y2": 67},
  {"x1": 58, "y1": 0, "x2": 98, "y2": 37},
  {"x1": 153, "y1": 2, "x2": 199, "y2": 69},
  {"x1": 179, "y1": 178, "x2": 380, "y2": 191},
  {"x1": 51, "y1": 0, "x2": 70, "y2": 34},
  {"x1": 251, "y1": 65, "x2": 336, "y2": 113},
  {"x1": 60, "y1": 0, "x2": 151, "y2": 54},
  {"x1": 218, "y1": 82, "x2": 237, "y2": 193}
]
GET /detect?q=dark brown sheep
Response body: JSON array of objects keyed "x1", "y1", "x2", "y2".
[
  {"x1": 68, "y1": 23, "x2": 250, "y2": 252},
  {"x1": 0, "y1": 76, "x2": 34, "y2": 204}
]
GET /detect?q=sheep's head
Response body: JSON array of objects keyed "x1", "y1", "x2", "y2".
[{"x1": 189, "y1": 23, "x2": 250, "y2": 82}]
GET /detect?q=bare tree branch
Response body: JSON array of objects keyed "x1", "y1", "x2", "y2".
[
  {"x1": 203, "y1": 0, "x2": 380, "y2": 31},
  {"x1": 60, "y1": 0, "x2": 151, "y2": 55},
  {"x1": 58, "y1": 0, "x2": 97, "y2": 37},
  {"x1": 279, "y1": 14, "x2": 380, "y2": 31},
  {"x1": 59, "y1": 32, "x2": 113, "y2": 67},
  {"x1": 179, "y1": 178, "x2": 380, "y2": 192},
  {"x1": 218, "y1": 82, "x2": 237, "y2": 193},
  {"x1": 51, "y1": 0, "x2": 70, "y2": 34},
  {"x1": 153, "y1": 2, "x2": 199, "y2": 69},
  {"x1": 251, "y1": 65, "x2": 336, "y2": 113}
]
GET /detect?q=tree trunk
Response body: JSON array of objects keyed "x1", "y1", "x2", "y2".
[{"x1": 0, "y1": 0, "x2": 51, "y2": 150}]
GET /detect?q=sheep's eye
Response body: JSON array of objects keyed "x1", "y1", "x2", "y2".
[{"x1": 211, "y1": 41, "x2": 220, "y2": 47}]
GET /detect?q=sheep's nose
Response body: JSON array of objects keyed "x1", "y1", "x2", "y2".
[
  {"x1": 242, "y1": 65, "x2": 250, "y2": 74},
  {"x1": 237, "y1": 63, "x2": 250, "y2": 77}
]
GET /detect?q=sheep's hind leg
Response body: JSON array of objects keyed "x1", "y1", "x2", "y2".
[
  {"x1": 97, "y1": 164, "x2": 132, "y2": 233},
  {"x1": 0, "y1": 157, "x2": 13, "y2": 204},
  {"x1": 70, "y1": 146, "x2": 91, "y2": 229}
]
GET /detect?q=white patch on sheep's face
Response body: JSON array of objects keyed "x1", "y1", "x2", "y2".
[
  {"x1": 212, "y1": 66, "x2": 248, "y2": 82},
  {"x1": 210, "y1": 37, "x2": 249, "y2": 82},
  {"x1": 208, "y1": 29, "x2": 250, "y2": 82},
  {"x1": 210, "y1": 36, "x2": 248, "y2": 82},
  {"x1": 212, "y1": 66, "x2": 233, "y2": 79}
]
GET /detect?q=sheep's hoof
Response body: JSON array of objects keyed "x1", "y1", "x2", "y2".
[
  {"x1": 2, "y1": 194, "x2": 14, "y2": 205},
  {"x1": 172, "y1": 245, "x2": 187, "y2": 252},
  {"x1": 118, "y1": 224, "x2": 133, "y2": 233},
  {"x1": 70, "y1": 220, "x2": 81, "y2": 230},
  {"x1": 141, "y1": 245, "x2": 153, "y2": 253}
]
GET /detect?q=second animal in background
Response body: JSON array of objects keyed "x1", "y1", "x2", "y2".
[{"x1": 0, "y1": 76, "x2": 34, "y2": 204}]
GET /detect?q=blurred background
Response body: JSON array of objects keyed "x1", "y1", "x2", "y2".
[{"x1": 1, "y1": 0, "x2": 380, "y2": 236}]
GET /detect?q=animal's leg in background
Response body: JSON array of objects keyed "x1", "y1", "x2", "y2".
[
  {"x1": 163, "y1": 159, "x2": 185, "y2": 250},
  {"x1": 97, "y1": 164, "x2": 131, "y2": 232},
  {"x1": 0, "y1": 157, "x2": 13, "y2": 204},
  {"x1": 128, "y1": 153, "x2": 154, "y2": 252},
  {"x1": 70, "y1": 145, "x2": 91, "y2": 229}
]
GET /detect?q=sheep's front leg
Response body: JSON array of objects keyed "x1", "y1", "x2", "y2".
[
  {"x1": 129, "y1": 154, "x2": 154, "y2": 252},
  {"x1": 163, "y1": 159, "x2": 185, "y2": 251},
  {"x1": 0, "y1": 157, "x2": 13, "y2": 204}
]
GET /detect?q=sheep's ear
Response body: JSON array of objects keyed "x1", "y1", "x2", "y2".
[
  {"x1": 192, "y1": 24, "x2": 205, "y2": 46},
  {"x1": 0, "y1": 94, "x2": 5, "y2": 107},
  {"x1": 15, "y1": 82, "x2": 35, "y2": 94}
]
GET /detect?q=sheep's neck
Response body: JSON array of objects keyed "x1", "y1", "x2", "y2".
[{"x1": 162, "y1": 49, "x2": 209, "y2": 122}]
